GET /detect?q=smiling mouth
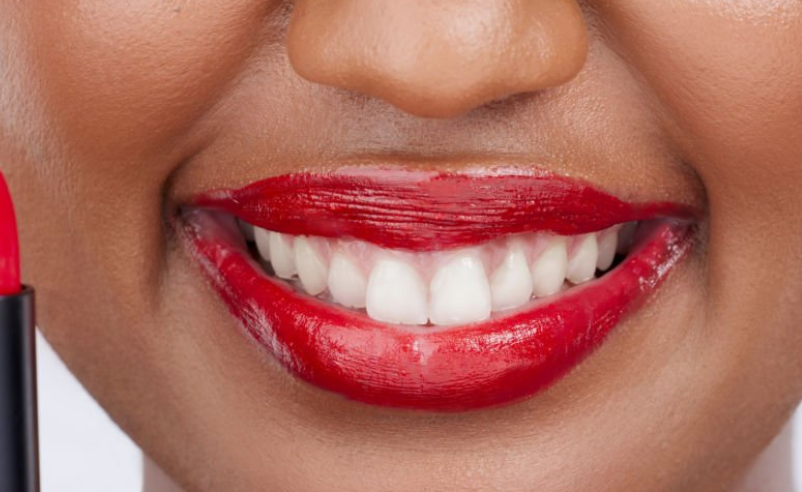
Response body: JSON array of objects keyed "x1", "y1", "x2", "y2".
[{"x1": 180, "y1": 167, "x2": 697, "y2": 411}]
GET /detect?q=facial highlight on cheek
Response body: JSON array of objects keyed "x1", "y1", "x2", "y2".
[
  {"x1": 26, "y1": 1, "x2": 283, "y2": 157},
  {"x1": 602, "y1": 1, "x2": 802, "y2": 166}
]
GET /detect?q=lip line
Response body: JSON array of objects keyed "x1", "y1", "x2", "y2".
[
  {"x1": 192, "y1": 166, "x2": 698, "y2": 251},
  {"x1": 182, "y1": 207, "x2": 695, "y2": 411}
]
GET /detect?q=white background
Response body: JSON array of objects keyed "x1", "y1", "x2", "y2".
[
  {"x1": 37, "y1": 333, "x2": 802, "y2": 492},
  {"x1": 38, "y1": 333, "x2": 142, "y2": 492}
]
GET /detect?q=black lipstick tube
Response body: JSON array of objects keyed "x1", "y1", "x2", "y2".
[{"x1": 0, "y1": 286, "x2": 39, "y2": 492}]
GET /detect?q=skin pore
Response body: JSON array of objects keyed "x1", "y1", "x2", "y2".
[{"x1": 1, "y1": 0, "x2": 802, "y2": 491}]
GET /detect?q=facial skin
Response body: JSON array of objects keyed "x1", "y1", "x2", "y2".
[{"x1": 1, "y1": 0, "x2": 802, "y2": 491}]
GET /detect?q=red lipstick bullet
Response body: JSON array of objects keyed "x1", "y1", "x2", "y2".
[{"x1": 0, "y1": 169, "x2": 39, "y2": 492}]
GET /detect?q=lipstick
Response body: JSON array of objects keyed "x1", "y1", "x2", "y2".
[{"x1": 0, "y1": 170, "x2": 39, "y2": 492}]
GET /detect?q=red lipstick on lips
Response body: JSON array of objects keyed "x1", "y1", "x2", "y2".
[
  {"x1": 185, "y1": 168, "x2": 696, "y2": 411},
  {"x1": 195, "y1": 168, "x2": 694, "y2": 250}
]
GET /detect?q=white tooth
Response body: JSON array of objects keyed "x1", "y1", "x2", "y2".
[
  {"x1": 490, "y1": 242, "x2": 533, "y2": 311},
  {"x1": 294, "y1": 236, "x2": 329, "y2": 296},
  {"x1": 366, "y1": 256, "x2": 428, "y2": 325},
  {"x1": 566, "y1": 234, "x2": 599, "y2": 284},
  {"x1": 617, "y1": 222, "x2": 637, "y2": 255},
  {"x1": 328, "y1": 251, "x2": 367, "y2": 308},
  {"x1": 268, "y1": 232, "x2": 297, "y2": 279},
  {"x1": 254, "y1": 227, "x2": 271, "y2": 262},
  {"x1": 429, "y1": 251, "x2": 491, "y2": 326},
  {"x1": 596, "y1": 230, "x2": 618, "y2": 271},
  {"x1": 238, "y1": 219, "x2": 255, "y2": 242},
  {"x1": 531, "y1": 236, "x2": 568, "y2": 297}
]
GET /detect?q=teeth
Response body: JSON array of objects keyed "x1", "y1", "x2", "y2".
[
  {"x1": 531, "y1": 236, "x2": 568, "y2": 297},
  {"x1": 430, "y1": 251, "x2": 492, "y2": 326},
  {"x1": 490, "y1": 240, "x2": 534, "y2": 311},
  {"x1": 268, "y1": 232, "x2": 297, "y2": 279},
  {"x1": 566, "y1": 234, "x2": 599, "y2": 284},
  {"x1": 366, "y1": 256, "x2": 428, "y2": 325},
  {"x1": 327, "y1": 250, "x2": 367, "y2": 308},
  {"x1": 294, "y1": 236, "x2": 329, "y2": 295},
  {"x1": 596, "y1": 229, "x2": 618, "y2": 271},
  {"x1": 254, "y1": 227, "x2": 272, "y2": 262},
  {"x1": 239, "y1": 220, "x2": 639, "y2": 326}
]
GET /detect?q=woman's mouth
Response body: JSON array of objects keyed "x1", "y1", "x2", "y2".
[{"x1": 180, "y1": 167, "x2": 697, "y2": 411}]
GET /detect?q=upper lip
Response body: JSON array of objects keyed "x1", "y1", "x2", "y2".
[
  {"x1": 193, "y1": 166, "x2": 697, "y2": 250},
  {"x1": 183, "y1": 165, "x2": 698, "y2": 411}
]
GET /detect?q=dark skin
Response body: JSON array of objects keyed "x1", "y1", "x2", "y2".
[{"x1": 2, "y1": 1, "x2": 802, "y2": 490}]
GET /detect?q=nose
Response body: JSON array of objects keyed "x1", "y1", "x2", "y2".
[{"x1": 286, "y1": 0, "x2": 589, "y2": 119}]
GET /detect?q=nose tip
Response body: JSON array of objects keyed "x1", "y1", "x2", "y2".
[{"x1": 286, "y1": 0, "x2": 589, "y2": 119}]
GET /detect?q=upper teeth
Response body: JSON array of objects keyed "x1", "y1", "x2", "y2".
[
  {"x1": 238, "y1": 220, "x2": 632, "y2": 327},
  {"x1": 429, "y1": 251, "x2": 492, "y2": 326},
  {"x1": 489, "y1": 239, "x2": 534, "y2": 312},
  {"x1": 566, "y1": 233, "x2": 599, "y2": 284},
  {"x1": 530, "y1": 235, "x2": 569, "y2": 298},
  {"x1": 327, "y1": 250, "x2": 368, "y2": 309},
  {"x1": 366, "y1": 255, "x2": 429, "y2": 325}
]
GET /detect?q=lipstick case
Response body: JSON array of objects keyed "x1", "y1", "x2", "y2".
[{"x1": 0, "y1": 286, "x2": 39, "y2": 492}]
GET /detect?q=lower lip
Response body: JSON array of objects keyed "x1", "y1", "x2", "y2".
[{"x1": 182, "y1": 212, "x2": 694, "y2": 411}]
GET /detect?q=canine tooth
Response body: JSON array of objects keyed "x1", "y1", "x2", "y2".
[
  {"x1": 567, "y1": 234, "x2": 598, "y2": 284},
  {"x1": 430, "y1": 251, "x2": 491, "y2": 326},
  {"x1": 294, "y1": 237, "x2": 329, "y2": 296},
  {"x1": 490, "y1": 242, "x2": 533, "y2": 311},
  {"x1": 617, "y1": 222, "x2": 637, "y2": 254},
  {"x1": 254, "y1": 227, "x2": 271, "y2": 261},
  {"x1": 269, "y1": 232, "x2": 297, "y2": 279},
  {"x1": 531, "y1": 236, "x2": 568, "y2": 297},
  {"x1": 596, "y1": 230, "x2": 618, "y2": 271},
  {"x1": 366, "y1": 256, "x2": 428, "y2": 325},
  {"x1": 328, "y1": 251, "x2": 367, "y2": 308}
]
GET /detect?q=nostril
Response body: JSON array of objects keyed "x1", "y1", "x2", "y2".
[{"x1": 286, "y1": 0, "x2": 589, "y2": 119}]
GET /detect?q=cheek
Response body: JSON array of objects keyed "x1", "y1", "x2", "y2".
[
  {"x1": 6, "y1": 0, "x2": 284, "y2": 405},
  {"x1": 607, "y1": 0, "x2": 802, "y2": 388},
  {"x1": 12, "y1": 0, "x2": 284, "y2": 338},
  {"x1": 603, "y1": 1, "x2": 802, "y2": 189},
  {"x1": 25, "y1": 0, "x2": 277, "y2": 159},
  {"x1": 605, "y1": 1, "x2": 802, "y2": 175}
]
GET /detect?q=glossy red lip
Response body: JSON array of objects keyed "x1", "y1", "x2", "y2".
[
  {"x1": 194, "y1": 167, "x2": 694, "y2": 251},
  {"x1": 184, "y1": 168, "x2": 696, "y2": 411}
]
